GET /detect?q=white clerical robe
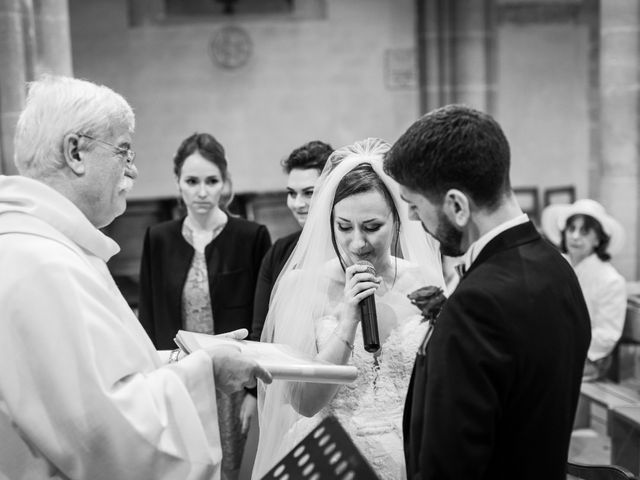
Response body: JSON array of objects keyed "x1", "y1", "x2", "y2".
[{"x1": 0, "y1": 175, "x2": 222, "y2": 479}]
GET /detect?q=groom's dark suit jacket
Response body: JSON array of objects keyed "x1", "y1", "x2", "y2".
[{"x1": 403, "y1": 221, "x2": 591, "y2": 480}]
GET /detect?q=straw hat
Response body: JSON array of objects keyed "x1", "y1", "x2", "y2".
[{"x1": 541, "y1": 199, "x2": 625, "y2": 255}]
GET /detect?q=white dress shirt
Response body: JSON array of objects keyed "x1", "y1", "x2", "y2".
[{"x1": 458, "y1": 213, "x2": 530, "y2": 273}]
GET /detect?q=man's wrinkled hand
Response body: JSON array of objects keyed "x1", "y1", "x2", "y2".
[{"x1": 207, "y1": 346, "x2": 272, "y2": 395}]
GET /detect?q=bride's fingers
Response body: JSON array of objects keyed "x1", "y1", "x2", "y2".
[
  {"x1": 353, "y1": 280, "x2": 380, "y2": 292},
  {"x1": 347, "y1": 270, "x2": 380, "y2": 286},
  {"x1": 347, "y1": 282, "x2": 379, "y2": 301},
  {"x1": 344, "y1": 265, "x2": 380, "y2": 304},
  {"x1": 345, "y1": 263, "x2": 372, "y2": 278},
  {"x1": 347, "y1": 279, "x2": 379, "y2": 299},
  {"x1": 352, "y1": 271, "x2": 379, "y2": 282},
  {"x1": 346, "y1": 270, "x2": 379, "y2": 288},
  {"x1": 353, "y1": 287, "x2": 377, "y2": 302}
]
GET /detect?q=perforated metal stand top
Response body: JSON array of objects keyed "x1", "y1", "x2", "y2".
[{"x1": 261, "y1": 416, "x2": 380, "y2": 480}]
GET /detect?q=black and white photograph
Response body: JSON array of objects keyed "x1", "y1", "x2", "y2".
[{"x1": 1, "y1": 1, "x2": 639, "y2": 479}]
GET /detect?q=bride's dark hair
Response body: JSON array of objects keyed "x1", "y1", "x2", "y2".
[{"x1": 330, "y1": 163, "x2": 402, "y2": 272}]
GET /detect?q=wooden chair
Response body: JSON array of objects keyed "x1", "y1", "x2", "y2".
[{"x1": 567, "y1": 460, "x2": 637, "y2": 480}]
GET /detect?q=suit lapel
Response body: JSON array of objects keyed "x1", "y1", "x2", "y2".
[
  {"x1": 464, "y1": 221, "x2": 540, "y2": 278},
  {"x1": 420, "y1": 222, "x2": 540, "y2": 355}
]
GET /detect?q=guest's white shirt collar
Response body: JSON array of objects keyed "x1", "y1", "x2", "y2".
[{"x1": 459, "y1": 213, "x2": 529, "y2": 272}]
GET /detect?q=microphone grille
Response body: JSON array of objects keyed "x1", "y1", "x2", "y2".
[{"x1": 356, "y1": 260, "x2": 376, "y2": 275}]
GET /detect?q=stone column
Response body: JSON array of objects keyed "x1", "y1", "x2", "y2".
[
  {"x1": 416, "y1": 0, "x2": 496, "y2": 114},
  {"x1": 597, "y1": 0, "x2": 640, "y2": 280},
  {"x1": 34, "y1": 0, "x2": 73, "y2": 76},
  {"x1": 0, "y1": 0, "x2": 72, "y2": 175},
  {"x1": 0, "y1": 0, "x2": 30, "y2": 175}
]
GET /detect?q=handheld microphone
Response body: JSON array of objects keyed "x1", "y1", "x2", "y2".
[{"x1": 356, "y1": 260, "x2": 380, "y2": 353}]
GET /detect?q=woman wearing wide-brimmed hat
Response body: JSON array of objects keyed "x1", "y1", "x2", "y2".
[{"x1": 541, "y1": 199, "x2": 627, "y2": 381}]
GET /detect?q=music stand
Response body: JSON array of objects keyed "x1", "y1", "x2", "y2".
[{"x1": 260, "y1": 416, "x2": 380, "y2": 480}]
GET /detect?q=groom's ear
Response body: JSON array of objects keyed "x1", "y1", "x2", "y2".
[{"x1": 443, "y1": 189, "x2": 470, "y2": 228}]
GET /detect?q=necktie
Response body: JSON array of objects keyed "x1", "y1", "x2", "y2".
[{"x1": 454, "y1": 263, "x2": 467, "y2": 278}]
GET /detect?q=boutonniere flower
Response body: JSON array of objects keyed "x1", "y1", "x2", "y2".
[
  {"x1": 408, "y1": 286, "x2": 447, "y2": 324},
  {"x1": 409, "y1": 286, "x2": 447, "y2": 356}
]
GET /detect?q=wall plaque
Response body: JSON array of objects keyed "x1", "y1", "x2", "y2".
[{"x1": 209, "y1": 25, "x2": 252, "y2": 69}]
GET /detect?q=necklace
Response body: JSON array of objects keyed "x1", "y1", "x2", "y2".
[{"x1": 372, "y1": 348, "x2": 382, "y2": 392}]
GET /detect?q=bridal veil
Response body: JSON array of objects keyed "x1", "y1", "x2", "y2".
[{"x1": 252, "y1": 138, "x2": 444, "y2": 478}]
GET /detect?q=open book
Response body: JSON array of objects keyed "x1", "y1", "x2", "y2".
[{"x1": 174, "y1": 330, "x2": 358, "y2": 384}]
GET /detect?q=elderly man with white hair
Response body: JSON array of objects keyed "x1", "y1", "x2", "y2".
[{"x1": 0, "y1": 75, "x2": 271, "y2": 480}]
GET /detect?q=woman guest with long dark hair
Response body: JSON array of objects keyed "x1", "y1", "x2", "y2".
[{"x1": 138, "y1": 132, "x2": 271, "y2": 480}]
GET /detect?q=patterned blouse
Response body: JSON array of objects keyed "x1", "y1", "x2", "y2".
[{"x1": 181, "y1": 218, "x2": 224, "y2": 334}]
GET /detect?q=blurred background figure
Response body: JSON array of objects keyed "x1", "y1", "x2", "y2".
[
  {"x1": 250, "y1": 140, "x2": 333, "y2": 342},
  {"x1": 138, "y1": 132, "x2": 271, "y2": 480},
  {"x1": 542, "y1": 199, "x2": 627, "y2": 381}
]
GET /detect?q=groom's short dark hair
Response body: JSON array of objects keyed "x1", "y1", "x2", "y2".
[{"x1": 384, "y1": 104, "x2": 512, "y2": 210}]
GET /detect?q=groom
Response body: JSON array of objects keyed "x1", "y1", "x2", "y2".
[{"x1": 384, "y1": 105, "x2": 591, "y2": 479}]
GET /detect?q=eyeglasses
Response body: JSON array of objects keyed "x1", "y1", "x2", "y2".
[{"x1": 77, "y1": 133, "x2": 136, "y2": 166}]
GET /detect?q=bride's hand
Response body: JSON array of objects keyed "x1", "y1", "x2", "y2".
[{"x1": 342, "y1": 263, "x2": 381, "y2": 324}]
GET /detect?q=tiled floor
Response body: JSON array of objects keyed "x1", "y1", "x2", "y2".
[{"x1": 569, "y1": 428, "x2": 611, "y2": 464}]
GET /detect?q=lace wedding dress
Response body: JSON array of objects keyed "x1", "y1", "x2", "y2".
[{"x1": 286, "y1": 262, "x2": 428, "y2": 480}]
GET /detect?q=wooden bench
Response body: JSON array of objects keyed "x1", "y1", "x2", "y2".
[
  {"x1": 609, "y1": 405, "x2": 640, "y2": 476},
  {"x1": 575, "y1": 292, "x2": 640, "y2": 433},
  {"x1": 574, "y1": 381, "x2": 640, "y2": 475},
  {"x1": 569, "y1": 291, "x2": 640, "y2": 474},
  {"x1": 577, "y1": 382, "x2": 640, "y2": 435}
]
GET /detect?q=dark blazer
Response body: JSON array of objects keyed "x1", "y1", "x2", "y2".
[
  {"x1": 403, "y1": 221, "x2": 591, "y2": 480},
  {"x1": 250, "y1": 230, "x2": 300, "y2": 342},
  {"x1": 138, "y1": 215, "x2": 271, "y2": 350}
]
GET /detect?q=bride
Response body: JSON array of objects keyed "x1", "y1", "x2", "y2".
[{"x1": 252, "y1": 138, "x2": 444, "y2": 479}]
